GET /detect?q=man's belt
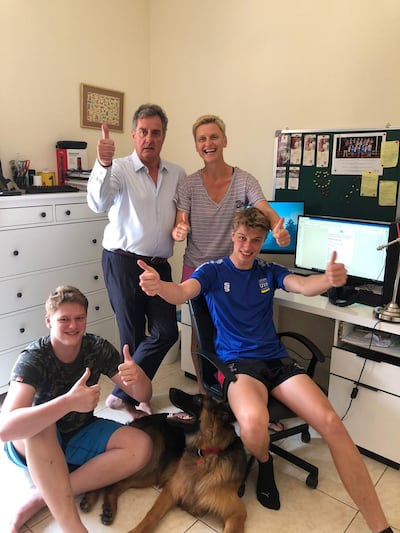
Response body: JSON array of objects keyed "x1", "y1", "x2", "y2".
[{"x1": 113, "y1": 249, "x2": 168, "y2": 265}]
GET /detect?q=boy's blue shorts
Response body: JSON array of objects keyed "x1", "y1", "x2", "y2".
[{"x1": 4, "y1": 417, "x2": 123, "y2": 470}]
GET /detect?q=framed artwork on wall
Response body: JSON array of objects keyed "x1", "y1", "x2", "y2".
[{"x1": 80, "y1": 83, "x2": 124, "y2": 132}]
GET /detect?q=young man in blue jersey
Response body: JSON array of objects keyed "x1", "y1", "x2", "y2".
[{"x1": 138, "y1": 207, "x2": 392, "y2": 533}]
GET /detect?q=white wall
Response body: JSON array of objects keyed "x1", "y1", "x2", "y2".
[
  {"x1": 2, "y1": 0, "x2": 400, "y2": 281},
  {"x1": 148, "y1": 0, "x2": 400, "y2": 278},
  {"x1": 0, "y1": 0, "x2": 149, "y2": 172}
]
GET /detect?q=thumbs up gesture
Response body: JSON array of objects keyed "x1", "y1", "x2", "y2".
[
  {"x1": 67, "y1": 368, "x2": 101, "y2": 413},
  {"x1": 118, "y1": 345, "x2": 140, "y2": 386},
  {"x1": 325, "y1": 251, "x2": 347, "y2": 287},
  {"x1": 172, "y1": 211, "x2": 191, "y2": 241},
  {"x1": 97, "y1": 123, "x2": 115, "y2": 167},
  {"x1": 138, "y1": 259, "x2": 161, "y2": 296},
  {"x1": 272, "y1": 217, "x2": 290, "y2": 247}
]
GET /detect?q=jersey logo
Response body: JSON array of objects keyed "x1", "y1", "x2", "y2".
[
  {"x1": 223, "y1": 282, "x2": 231, "y2": 293},
  {"x1": 259, "y1": 277, "x2": 270, "y2": 293}
]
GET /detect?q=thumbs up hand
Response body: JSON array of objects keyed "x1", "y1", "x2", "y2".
[
  {"x1": 172, "y1": 211, "x2": 191, "y2": 241},
  {"x1": 272, "y1": 217, "x2": 290, "y2": 247},
  {"x1": 138, "y1": 259, "x2": 161, "y2": 296},
  {"x1": 97, "y1": 123, "x2": 115, "y2": 167},
  {"x1": 118, "y1": 345, "x2": 140, "y2": 386},
  {"x1": 325, "y1": 251, "x2": 347, "y2": 287},
  {"x1": 67, "y1": 368, "x2": 101, "y2": 413}
]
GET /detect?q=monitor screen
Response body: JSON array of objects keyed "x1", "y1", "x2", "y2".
[
  {"x1": 259, "y1": 201, "x2": 305, "y2": 254},
  {"x1": 294, "y1": 215, "x2": 390, "y2": 285}
]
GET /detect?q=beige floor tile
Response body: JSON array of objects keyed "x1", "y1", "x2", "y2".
[
  {"x1": 185, "y1": 521, "x2": 220, "y2": 532},
  {"x1": 374, "y1": 466, "x2": 400, "y2": 531},
  {"x1": 241, "y1": 461, "x2": 357, "y2": 533},
  {"x1": 78, "y1": 486, "x2": 199, "y2": 533},
  {"x1": 271, "y1": 432, "x2": 389, "y2": 508}
]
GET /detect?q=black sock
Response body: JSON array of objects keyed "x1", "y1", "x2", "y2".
[
  {"x1": 379, "y1": 528, "x2": 393, "y2": 533},
  {"x1": 257, "y1": 454, "x2": 280, "y2": 510}
]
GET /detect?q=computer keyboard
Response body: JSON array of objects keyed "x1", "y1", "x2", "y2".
[{"x1": 25, "y1": 185, "x2": 80, "y2": 194}]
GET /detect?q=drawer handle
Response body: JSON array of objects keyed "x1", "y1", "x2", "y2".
[
  {"x1": 40, "y1": 212, "x2": 47, "y2": 218},
  {"x1": 95, "y1": 305, "x2": 100, "y2": 311},
  {"x1": 17, "y1": 292, "x2": 22, "y2": 298},
  {"x1": 65, "y1": 210, "x2": 71, "y2": 216},
  {"x1": 13, "y1": 250, "x2": 19, "y2": 256},
  {"x1": 92, "y1": 238, "x2": 97, "y2": 244},
  {"x1": 94, "y1": 275, "x2": 99, "y2": 280},
  {"x1": 19, "y1": 327, "x2": 25, "y2": 334},
  {"x1": 356, "y1": 381, "x2": 379, "y2": 393}
]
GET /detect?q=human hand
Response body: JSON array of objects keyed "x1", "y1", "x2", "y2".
[
  {"x1": 67, "y1": 368, "x2": 100, "y2": 413},
  {"x1": 138, "y1": 259, "x2": 161, "y2": 296},
  {"x1": 173, "y1": 212, "x2": 191, "y2": 241},
  {"x1": 97, "y1": 123, "x2": 115, "y2": 167},
  {"x1": 325, "y1": 251, "x2": 347, "y2": 287},
  {"x1": 272, "y1": 217, "x2": 290, "y2": 247},
  {"x1": 117, "y1": 345, "x2": 141, "y2": 386}
]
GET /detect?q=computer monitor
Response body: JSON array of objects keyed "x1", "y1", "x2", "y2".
[
  {"x1": 294, "y1": 215, "x2": 390, "y2": 286},
  {"x1": 259, "y1": 201, "x2": 305, "y2": 254}
]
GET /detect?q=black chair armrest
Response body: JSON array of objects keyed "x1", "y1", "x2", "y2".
[
  {"x1": 194, "y1": 349, "x2": 237, "y2": 400},
  {"x1": 277, "y1": 331, "x2": 325, "y2": 379},
  {"x1": 194, "y1": 349, "x2": 236, "y2": 378}
]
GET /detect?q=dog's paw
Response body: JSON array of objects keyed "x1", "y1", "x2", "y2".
[
  {"x1": 80, "y1": 490, "x2": 100, "y2": 513},
  {"x1": 101, "y1": 504, "x2": 116, "y2": 526}
]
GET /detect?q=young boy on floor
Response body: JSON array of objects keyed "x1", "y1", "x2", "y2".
[{"x1": 0, "y1": 285, "x2": 153, "y2": 533}]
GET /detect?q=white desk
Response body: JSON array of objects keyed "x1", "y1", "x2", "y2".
[
  {"x1": 274, "y1": 290, "x2": 400, "y2": 335},
  {"x1": 274, "y1": 290, "x2": 400, "y2": 468}
]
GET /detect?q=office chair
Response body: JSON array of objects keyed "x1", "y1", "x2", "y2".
[{"x1": 188, "y1": 295, "x2": 325, "y2": 491}]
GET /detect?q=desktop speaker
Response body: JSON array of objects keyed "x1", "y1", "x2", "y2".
[{"x1": 382, "y1": 223, "x2": 400, "y2": 305}]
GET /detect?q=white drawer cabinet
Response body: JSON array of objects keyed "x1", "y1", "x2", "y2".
[
  {"x1": 329, "y1": 322, "x2": 400, "y2": 467},
  {"x1": 0, "y1": 205, "x2": 54, "y2": 227},
  {"x1": 2, "y1": 222, "x2": 104, "y2": 276},
  {"x1": 0, "y1": 193, "x2": 117, "y2": 394}
]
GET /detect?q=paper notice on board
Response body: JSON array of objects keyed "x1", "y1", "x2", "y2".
[
  {"x1": 316, "y1": 135, "x2": 330, "y2": 167},
  {"x1": 290, "y1": 134, "x2": 302, "y2": 165},
  {"x1": 288, "y1": 167, "x2": 300, "y2": 190},
  {"x1": 380, "y1": 140, "x2": 399, "y2": 168},
  {"x1": 276, "y1": 134, "x2": 290, "y2": 166},
  {"x1": 303, "y1": 134, "x2": 316, "y2": 166},
  {"x1": 275, "y1": 167, "x2": 286, "y2": 189},
  {"x1": 378, "y1": 180, "x2": 398, "y2": 206},
  {"x1": 360, "y1": 171, "x2": 378, "y2": 197}
]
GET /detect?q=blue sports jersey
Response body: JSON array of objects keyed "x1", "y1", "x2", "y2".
[{"x1": 192, "y1": 257, "x2": 291, "y2": 363}]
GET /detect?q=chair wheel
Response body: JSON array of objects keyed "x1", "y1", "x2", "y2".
[
  {"x1": 238, "y1": 483, "x2": 246, "y2": 497},
  {"x1": 306, "y1": 474, "x2": 318, "y2": 489},
  {"x1": 301, "y1": 430, "x2": 311, "y2": 443}
]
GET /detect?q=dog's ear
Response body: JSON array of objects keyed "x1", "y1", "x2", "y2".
[{"x1": 214, "y1": 401, "x2": 232, "y2": 425}]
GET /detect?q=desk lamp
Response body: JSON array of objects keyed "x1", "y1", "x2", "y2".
[{"x1": 374, "y1": 236, "x2": 400, "y2": 322}]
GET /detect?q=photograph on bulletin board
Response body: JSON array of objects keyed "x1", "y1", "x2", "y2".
[{"x1": 332, "y1": 132, "x2": 386, "y2": 175}]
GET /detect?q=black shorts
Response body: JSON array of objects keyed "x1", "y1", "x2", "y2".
[{"x1": 219, "y1": 357, "x2": 305, "y2": 392}]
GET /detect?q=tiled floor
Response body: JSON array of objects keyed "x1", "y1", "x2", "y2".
[{"x1": 0, "y1": 359, "x2": 399, "y2": 533}]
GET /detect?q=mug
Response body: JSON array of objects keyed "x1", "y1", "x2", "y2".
[{"x1": 38, "y1": 171, "x2": 56, "y2": 186}]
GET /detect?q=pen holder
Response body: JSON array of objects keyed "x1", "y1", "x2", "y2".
[{"x1": 14, "y1": 176, "x2": 26, "y2": 188}]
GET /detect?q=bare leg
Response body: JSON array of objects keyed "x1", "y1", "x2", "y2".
[
  {"x1": 9, "y1": 424, "x2": 152, "y2": 532},
  {"x1": 274, "y1": 375, "x2": 390, "y2": 533},
  {"x1": 227, "y1": 375, "x2": 280, "y2": 509},
  {"x1": 227, "y1": 374, "x2": 270, "y2": 461},
  {"x1": 16, "y1": 426, "x2": 87, "y2": 533}
]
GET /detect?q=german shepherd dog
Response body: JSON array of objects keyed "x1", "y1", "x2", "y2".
[{"x1": 80, "y1": 388, "x2": 248, "y2": 533}]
